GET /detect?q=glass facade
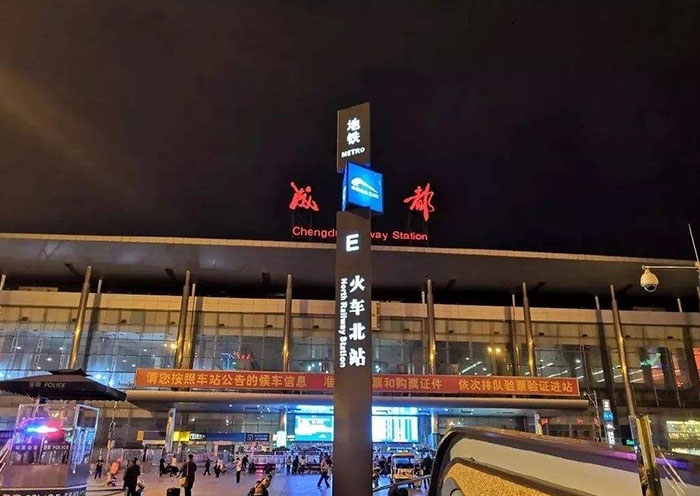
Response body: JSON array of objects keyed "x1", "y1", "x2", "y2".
[
  {"x1": 0, "y1": 301, "x2": 699, "y2": 398},
  {"x1": 2, "y1": 292, "x2": 700, "y2": 450}
]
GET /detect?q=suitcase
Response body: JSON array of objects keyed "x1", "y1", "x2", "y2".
[{"x1": 167, "y1": 488, "x2": 181, "y2": 496}]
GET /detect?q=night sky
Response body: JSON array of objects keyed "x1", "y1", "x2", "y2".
[{"x1": 1, "y1": 1, "x2": 699, "y2": 258}]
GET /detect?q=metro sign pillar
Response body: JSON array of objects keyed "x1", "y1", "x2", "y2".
[
  {"x1": 333, "y1": 208, "x2": 373, "y2": 496},
  {"x1": 334, "y1": 102, "x2": 375, "y2": 496}
]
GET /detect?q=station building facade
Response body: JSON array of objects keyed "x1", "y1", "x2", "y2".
[{"x1": 1, "y1": 234, "x2": 700, "y2": 454}]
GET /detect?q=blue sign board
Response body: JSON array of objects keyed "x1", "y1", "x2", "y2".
[
  {"x1": 342, "y1": 163, "x2": 383, "y2": 214},
  {"x1": 245, "y1": 433, "x2": 271, "y2": 442},
  {"x1": 181, "y1": 432, "x2": 270, "y2": 442}
]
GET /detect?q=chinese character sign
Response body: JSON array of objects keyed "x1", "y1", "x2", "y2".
[
  {"x1": 334, "y1": 208, "x2": 373, "y2": 496},
  {"x1": 337, "y1": 102, "x2": 371, "y2": 172},
  {"x1": 133, "y1": 368, "x2": 580, "y2": 397},
  {"x1": 289, "y1": 181, "x2": 319, "y2": 211},
  {"x1": 404, "y1": 183, "x2": 436, "y2": 221}
]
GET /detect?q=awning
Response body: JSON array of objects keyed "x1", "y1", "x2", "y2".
[{"x1": 0, "y1": 369, "x2": 127, "y2": 401}]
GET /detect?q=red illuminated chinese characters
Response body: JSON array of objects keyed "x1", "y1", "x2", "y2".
[
  {"x1": 289, "y1": 182, "x2": 319, "y2": 212},
  {"x1": 403, "y1": 183, "x2": 436, "y2": 221},
  {"x1": 135, "y1": 369, "x2": 580, "y2": 397}
]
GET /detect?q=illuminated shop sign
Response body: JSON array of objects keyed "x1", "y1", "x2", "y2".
[{"x1": 342, "y1": 163, "x2": 383, "y2": 214}]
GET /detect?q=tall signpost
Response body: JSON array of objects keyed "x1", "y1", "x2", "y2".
[{"x1": 334, "y1": 102, "x2": 378, "y2": 496}]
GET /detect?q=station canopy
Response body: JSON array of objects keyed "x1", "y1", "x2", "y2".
[
  {"x1": 0, "y1": 233, "x2": 697, "y2": 299},
  {"x1": 0, "y1": 369, "x2": 127, "y2": 401}
]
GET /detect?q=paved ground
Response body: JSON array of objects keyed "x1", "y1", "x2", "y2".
[{"x1": 90, "y1": 471, "x2": 429, "y2": 496}]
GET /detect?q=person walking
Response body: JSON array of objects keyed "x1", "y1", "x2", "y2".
[
  {"x1": 203, "y1": 457, "x2": 211, "y2": 476},
  {"x1": 242, "y1": 454, "x2": 249, "y2": 470},
  {"x1": 421, "y1": 454, "x2": 433, "y2": 489},
  {"x1": 107, "y1": 458, "x2": 121, "y2": 486},
  {"x1": 94, "y1": 457, "x2": 104, "y2": 479},
  {"x1": 179, "y1": 454, "x2": 197, "y2": 496},
  {"x1": 171, "y1": 455, "x2": 179, "y2": 477},
  {"x1": 285, "y1": 455, "x2": 291, "y2": 474},
  {"x1": 236, "y1": 457, "x2": 243, "y2": 483},
  {"x1": 213, "y1": 458, "x2": 221, "y2": 478},
  {"x1": 292, "y1": 455, "x2": 299, "y2": 475},
  {"x1": 159, "y1": 458, "x2": 166, "y2": 477},
  {"x1": 317, "y1": 456, "x2": 330, "y2": 488},
  {"x1": 123, "y1": 458, "x2": 140, "y2": 496}
]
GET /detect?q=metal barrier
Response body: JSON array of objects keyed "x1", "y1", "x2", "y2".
[
  {"x1": 0, "y1": 438, "x2": 11, "y2": 474},
  {"x1": 372, "y1": 474, "x2": 431, "y2": 493}
]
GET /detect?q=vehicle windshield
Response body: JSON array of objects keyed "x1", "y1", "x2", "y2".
[{"x1": 394, "y1": 457, "x2": 414, "y2": 468}]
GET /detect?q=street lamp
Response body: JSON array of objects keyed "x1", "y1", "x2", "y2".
[{"x1": 641, "y1": 224, "x2": 700, "y2": 294}]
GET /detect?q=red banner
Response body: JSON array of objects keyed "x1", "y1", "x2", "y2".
[{"x1": 134, "y1": 369, "x2": 580, "y2": 397}]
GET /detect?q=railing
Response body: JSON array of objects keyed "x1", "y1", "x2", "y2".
[
  {"x1": 428, "y1": 427, "x2": 700, "y2": 496},
  {"x1": 0, "y1": 437, "x2": 11, "y2": 474},
  {"x1": 372, "y1": 475, "x2": 431, "y2": 493}
]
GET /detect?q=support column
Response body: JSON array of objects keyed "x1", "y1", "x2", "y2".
[
  {"x1": 165, "y1": 407, "x2": 177, "y2": 454},
  {"x1": 278, "y1": 410, "x2": 288, "y2": 448},
  {"x1": 679, "y1": 298, "x2": 700, "y2": 401},
  {"x1": 282, "y1": 274, "x2": 293, "y2": 372},
  {"x1": 522, "y1": 282, "x2": 536, "y2": 376},
  {"x1": 595, "y1": 295, "x2": 621, "y2": 438},
  {"x1": 610, "y1": 285, "x2": 636, "y2": 417},
  {"x1": 430, "y1": 412, "x2": 440, "y2": 448},
  {"x1": 426, "y1": 279, "x2": 437, "y2": 375},
  {"x1": 174, "y1": 270, "x2": 191, "y2": 369},
  {"x1": 0, "y1": 274, "x2": 5, "y2": 351},
  {"x1": 106, "y1": 401, "x2": 117, "y2": 463},
  {"x1": 182, "y1": 283, "x2": 198, "y2": 369},
  {"x1": 611, "y1": 288, "x2": 661, "y2": 496},
  {"x1": 69, "y1": 265, "x2": 92, "y2": 370},
  {"x1": 421, "y1": 290, "x2": 427, "y2": 375},
  {"x1": 509, "y1": 294, "x2": 522, "y2": 376},
  {"x1": 84, "y1": 277, "x2": 103, "y2": 372}
]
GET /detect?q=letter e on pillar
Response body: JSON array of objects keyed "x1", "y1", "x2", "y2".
[{"x1": 345, "y1": 233, "x2": 360, "y2": 252}]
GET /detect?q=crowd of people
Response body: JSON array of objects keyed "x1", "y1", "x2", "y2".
[
  {"x1": 91, "y1": 449, "x2": 430, "y2": 495},
  {"x1": 93, "y1": 457, "x2": 145, "y2": 495}
]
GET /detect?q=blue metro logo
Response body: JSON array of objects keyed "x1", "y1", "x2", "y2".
[{"x1": 342, "y1": 163, "x2": 383, "y2": 215}]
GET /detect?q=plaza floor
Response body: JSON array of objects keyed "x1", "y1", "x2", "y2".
[{"x1": 89, "y1": 471, "x2": 429, "y2": 496}]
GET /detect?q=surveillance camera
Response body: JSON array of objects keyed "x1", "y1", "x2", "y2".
[{"x1": 640, "y1": 268, "x2": 659, "y2": 293}]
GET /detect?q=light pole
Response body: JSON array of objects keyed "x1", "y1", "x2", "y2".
[
  {"x1": 584, "y1": 390, "x2": 603, "y2": 442},
  {"x1": 640, "y1": 224, "x2": 700, "y2": 300}
]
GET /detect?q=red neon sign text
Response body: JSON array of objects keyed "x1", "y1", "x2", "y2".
[
  {"x1": 289, "y1": 182, "x2": 319, "y2": 212},
  {"x1": 404, "y1": 183, "x2": 436, "y2": 221}
]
